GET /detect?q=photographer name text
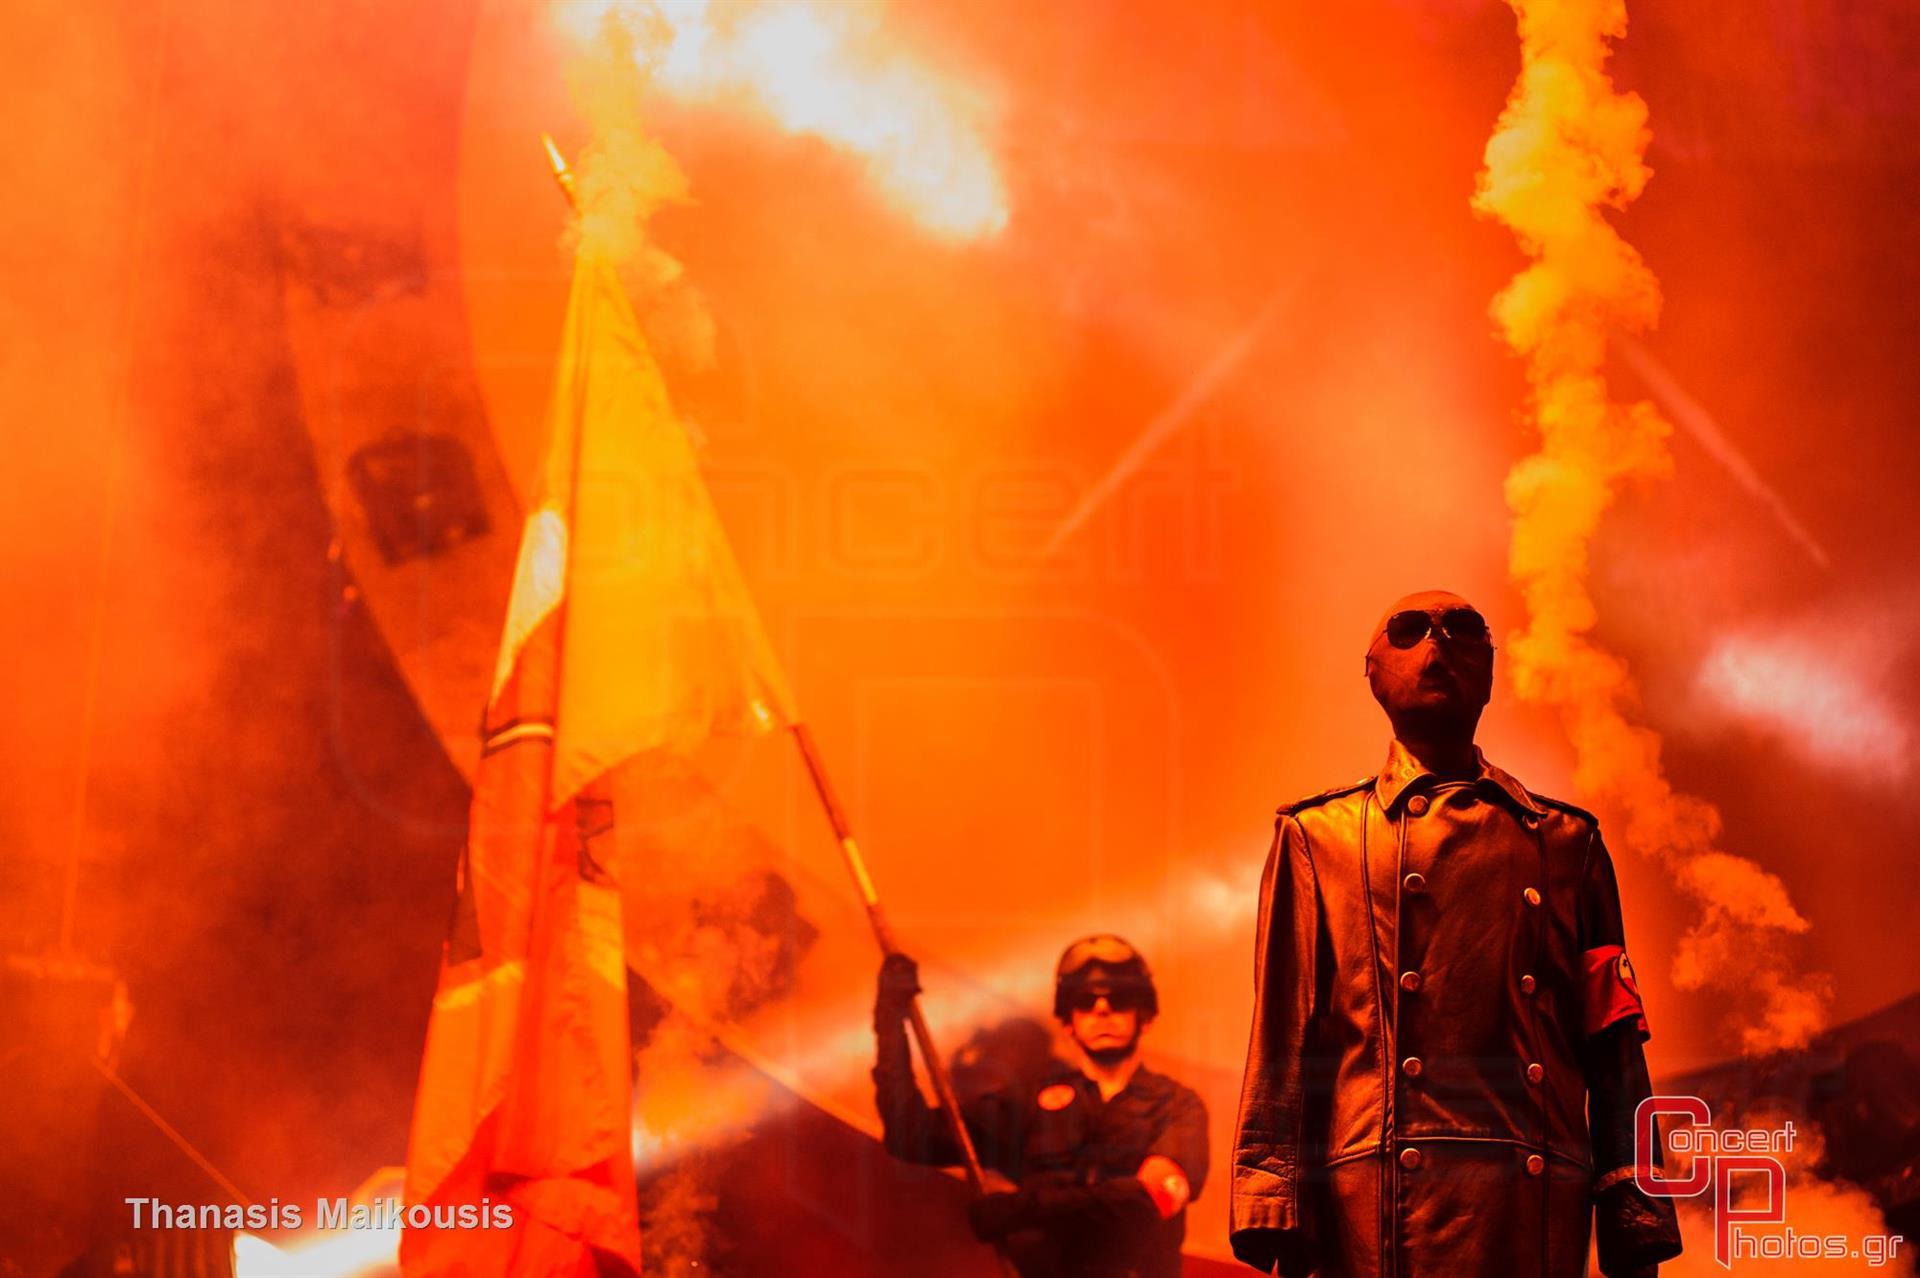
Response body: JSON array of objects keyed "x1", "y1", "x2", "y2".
[{"x1": 125, "y1": 1196, "x2": 513, "y2": 1232}]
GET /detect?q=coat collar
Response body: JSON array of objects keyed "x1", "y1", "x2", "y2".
[{"x1": 1373, "y1": 739, "x2": 1546, "y2": 819}]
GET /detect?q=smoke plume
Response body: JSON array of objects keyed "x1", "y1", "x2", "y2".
[
  {"x1": 1473, "y1": 0, "x2": 1829, "y2": 1054},
  {"x1": 553, "y1": 0, "x2": 1007, "y2": 241},
  {"x1": 566, "y1": 3, "x2": 715, "y2": 371}
]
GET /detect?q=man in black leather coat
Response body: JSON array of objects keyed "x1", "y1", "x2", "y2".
[{"x1": 1229, "y1": 590, "x2": 1683, "y2": 1278}]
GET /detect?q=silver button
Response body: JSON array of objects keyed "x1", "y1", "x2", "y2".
[
  {"x1": 1519, "y1": 974, "x2": 1536, "y2": 995},
  {"x1": 1400, "y1": 1147, "x2": 1423, "y2": 1171},
  {"x1": 1402, "y1": 1056, "x2": 1424, "y2": 1078},
  {"x1": 1523, "y1": 886, "x2": 1542, "y2": 907},
  {"x1": 1403, "y1": 872, "x2": 1427, "y2": 893},
  {"x1": 1526, "y1": 1062, "x2": 1544, "y2": 1085},
  {"x1": 1406, "y1": 794, "x2": 1430, "y2": 816},
  {"x1": 1400, "y1": 971, "x2": 1422, "y2": 993},
  {"x1": 1526, "y1": 1154, "x2": 1545, "y2": 1177}
]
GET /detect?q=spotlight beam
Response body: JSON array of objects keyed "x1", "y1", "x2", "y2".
[
  {"x1": 1618, "y1": 336, "x2": 1831, "y2": 570},
  {"x1": 1041, "y1": 290, "x2": 1291, "y2": 557}
]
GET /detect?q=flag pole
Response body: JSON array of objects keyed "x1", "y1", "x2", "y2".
[
  {"x1": 541, "y1": 136, "x2": 1016, "y2": 1269},
  {"x1": 787, "y1": 722, "x2": 1002, "y2": 1196}
]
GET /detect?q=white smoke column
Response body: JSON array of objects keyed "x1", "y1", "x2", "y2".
[{"x1": 1472, "y1": 0, "x2": 1829, "y2": 1054}]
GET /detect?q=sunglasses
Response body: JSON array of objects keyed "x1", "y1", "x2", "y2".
[
  {"x1": 1382, "y1": 607, "x2": 1491, "y2": 649},
  {"x1": 1064, "y1": 987, "x2": 1150, "y2": 1015}
]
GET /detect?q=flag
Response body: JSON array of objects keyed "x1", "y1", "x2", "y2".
[{"x1": 401, "y1": 247, "x2": 793, "y2": 1278}]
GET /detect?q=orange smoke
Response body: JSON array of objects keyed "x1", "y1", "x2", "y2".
[
  {"x1": 560, "y1": 3, "x2": 722, "y2": 379},
  {"x1": 1473, "y1": 0, "x2": 1828, "y2": 1054},
  {"x1": 553, "y1": 0, "x2": 1007, "y2": 241}
]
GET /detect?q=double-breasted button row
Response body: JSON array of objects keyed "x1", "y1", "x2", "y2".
[
  {"x1": 1395, "y1": 859, "x2": 1538, "y2": 904},
  {"x1": 1397, "y1": 1054, "x2": 1541, "y2": 1088},
  {"x1": 1403, "y1": 1147, "x2": 1543, "y2": 1175}
]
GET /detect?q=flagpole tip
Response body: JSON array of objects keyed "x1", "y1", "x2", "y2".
[{"x1": 541, "y1": 132, "x2": 580, "y2": 212}]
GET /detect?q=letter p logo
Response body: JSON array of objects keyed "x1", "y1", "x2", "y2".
[{"x1": 1713, "y1": 1155, "x2": 1786, "y2": 1268}]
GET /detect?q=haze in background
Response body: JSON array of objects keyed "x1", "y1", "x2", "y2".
[{"x1": 2, "y1": 0, "x2": 1916, "y2": 1259}]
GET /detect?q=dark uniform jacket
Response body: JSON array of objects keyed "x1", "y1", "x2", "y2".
[
  {"x1": 1230, "y1": 743, "x2": 1682, "y2": 1278},
  {"x1": 876, "y1": 1044, "x2": 1208, "y2": 1278}
]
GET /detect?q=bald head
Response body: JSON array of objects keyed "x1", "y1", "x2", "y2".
[{"x1": 1365, "y1": 589, "x2": 1494, "y2": 750}]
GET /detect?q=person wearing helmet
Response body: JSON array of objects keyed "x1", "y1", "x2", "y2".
[{"x1": 872, "y1": 935, "x2": 1208, "y2": 1278}]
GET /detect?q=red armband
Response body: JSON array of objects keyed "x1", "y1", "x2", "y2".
[
  {"x1": 1137, "y1": 1155, "x2": 1190, "y2": 1220},
  {"x1": 1582, "y1": 944, "x2": 1649, "y2": 1040}
]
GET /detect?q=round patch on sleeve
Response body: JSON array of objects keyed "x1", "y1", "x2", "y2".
[{"x1": 1038, "y1": 1083, "x2": 1077, "y2": 1111}]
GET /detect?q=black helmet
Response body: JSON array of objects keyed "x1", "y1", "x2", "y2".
[{"x1": 1052, "y1": 934, "x2": 1158, "y2": 1022}]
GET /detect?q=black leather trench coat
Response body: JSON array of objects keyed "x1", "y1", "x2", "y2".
[{"x1": 1229, "y1": 744, "x2": 1680, "y2": 1278}]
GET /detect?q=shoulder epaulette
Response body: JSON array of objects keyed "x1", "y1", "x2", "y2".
[
  {"x1": 1277, "y1": 777, "x2": 1374, "y2": 817},
  {"x1": 1528, "y1": 791, "x2": 1600, "y2": 827}
]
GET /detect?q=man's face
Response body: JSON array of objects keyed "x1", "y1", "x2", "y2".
[
  {"x1": 1067, "y1": 991, "x2": 1143, "y2": 1058},
  {"x1": 1365, "y1": 589, "x2": 1495, "y2": 738}
]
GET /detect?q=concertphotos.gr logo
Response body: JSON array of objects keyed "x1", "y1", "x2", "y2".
[{"x1": 1635, "y1": 1096, "x2": 1906, "y2": 1269}]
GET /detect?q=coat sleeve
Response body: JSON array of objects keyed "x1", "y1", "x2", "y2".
[
  {"x1": 1578, "y1": 829, "x2": 1683, "y2": 1276},
  {"x1": 1229, "y1": 813, "x2": 1320, "y2": 1276},
  {"x1": 1577, "y1": 831, "x2": 1650, "y2": 1042}
]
